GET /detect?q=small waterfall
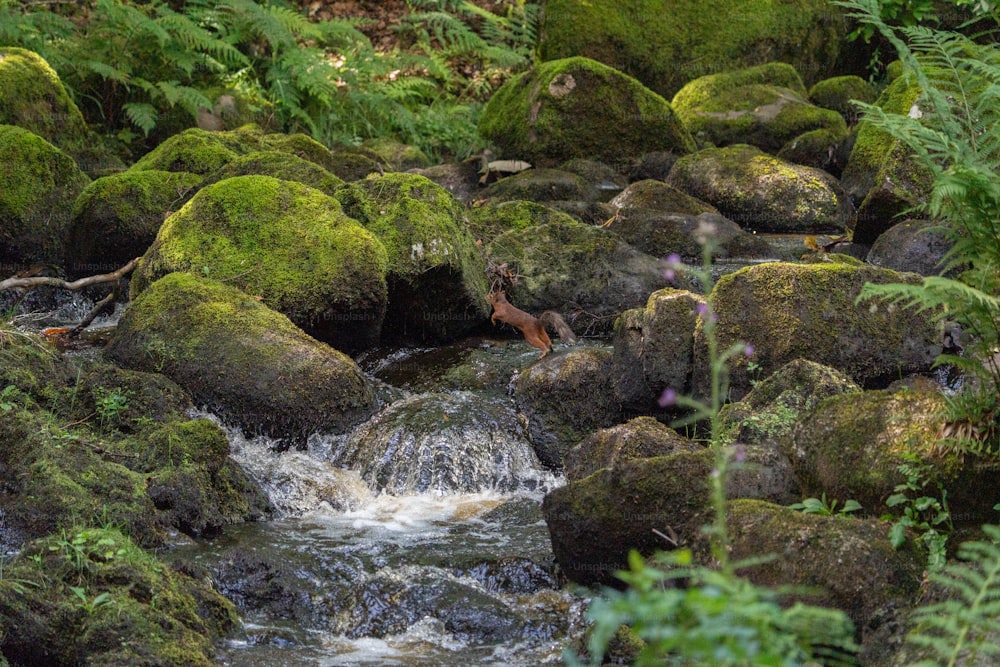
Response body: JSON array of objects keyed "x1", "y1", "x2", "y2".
[{"x1": 324, "y1": 391, "x2": 556, "y2": 496}]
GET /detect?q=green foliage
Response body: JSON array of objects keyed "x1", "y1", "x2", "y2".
[
  {"x1": 885, "y1": 453, "x2": 953, "y2": 572},
  {"x1": 906, "y1": 524, "x2": 1000, "y2": 667},
  {"x1": 93, "y1": 386, "x2": 131, "y2": 432},
  {"x1": 789, "y1": 493, "x2": 863, "y2": 517},
  {"x1": 576, "y1": 234, "x2": 858, "y2": 667},
  {"x1": 841, "y1": 0, "x2": 1000, "y2": 454},
  {"x1": 572, "y1": 549, "x2": 858, "y2": 667},
  {"x1": 0, "y1": 0, "x2": 536, "y2": 160}
]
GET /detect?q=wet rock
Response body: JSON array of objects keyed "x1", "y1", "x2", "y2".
[
  {"x1": 108, "y1": 272, "x2": 378, "y2": 444},
  {"x1": 564, "y1": 416, "x2": 701, "y2": 481},
  {"x1": 558, "y1": 158, "x2": 628, "y2": 200},
  {"x1": 667, "y1": 144, "x2": 854, "y2": 233},
  {"x1": 694, "y1": 260, "x2": 941, "y2": 399},
  {"x1": 487, "y1": 219, "x2": 668, "y2": 335},
  {"x1": 335, "y1": 173, "x2": 489, "y2": 343},
  {"x1": 672, "y1": 63, "x2": 846, "y2": 153},
  {"x1": 331, "y1": 391, "x2": 543, "y2": 495},
  {"x1": 611, "y1": 288, "x2": 704, "y2": 411},
  {"x1": 0, "y1": 125, "x2": 90, "y2": 268},
  {"x1": 478, "y1": 56, "x2": 694, "y2": 167},
  {"x1": 776, "y1": 127, "x2": 852, "y2": 177},
  {"x1": 479, "y1": 168, "x2": 600, "y2": 204},
  {"x1": 611, "y1": 178, "x2": 718, "y2": 216},
  {"x1": 413, "y1": 156, "x2": 482, "y2": 204},
  {"x1": 537, "y1": 0, "x2": 849, "y2": 99},
  {"x1": 513, "y1": 348, "x2": 621, "y2": 469},
  {"x1": 0, "y1": 528, "x2": 237, "y2": 666},
  {"x1": 67, "y1": 170, "x2": 202, "y2": 278},
  {"x1": 606, "y1": 209, "x2": 771, "y2": 260},
  {"x1": 131, "y1": 175, "x2": 388, "y2": 353},
  {"x1": 866, "y1": 218, "x2": 953, "y2": 276}
]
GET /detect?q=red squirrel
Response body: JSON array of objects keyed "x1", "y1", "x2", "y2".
[{"x1": 487, "y1": 291, "x2": 576, "y2": 358}]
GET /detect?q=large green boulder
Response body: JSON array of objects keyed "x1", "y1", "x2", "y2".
[
  {"x1": 486, "y1": 219, "x2": 668, "y2": 333},
  {"x1": 0, "y1": 47, "x2": 121, "y2": 175},
  {"x1": 67, "y1": 170, "x2": 203, "y2": 278},
  {"x1": 478, "y1": 57, "x2": 694, "y2": 166},
  {"x1": 840, "y1": 73, "x2": 933, "y2": 243},
  {"x1": 335, "y1": 173, "x2": 489, "y2": 343},
  {"x1": 200, "y1": 150, "x2": 344, "y2": 196},
  {"x1": 537, "y1": 0, "x2": 851, "y2": 99},
  {"x1": 667, "y1": 144, "x2": 853, "y2": 233},
  {"x1": 0, "y1": 125, "x2": 90, "y2": 268},
  {"x1": 808, "y1": 74, "x2": 878, "y2": 125},
  {"x1": 564, "y1": 416, "x2": 701, "y2": 481},
  {"x1": 108, "y1": 272, "x2": 378, "y2": 444},
  {"x1": 131, "y1": 175, "x2": 388, "y2": 353},
  {"x1": 786, "y1": 389, "x2": 999, "y2": 524},
  {"x1": 694, "y1": 260, "x2": 942, "y2": 399},
  {"x1": 671, "y1": 63, "x2": 847, "y2": 152},
  {"x1": 0, "y1": 527, "x2": 237, "y2": 666}
]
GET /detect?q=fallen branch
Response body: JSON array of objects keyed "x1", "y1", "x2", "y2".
[{"x1": 0, "y1": 257, "x2": 141, "y2": 292}]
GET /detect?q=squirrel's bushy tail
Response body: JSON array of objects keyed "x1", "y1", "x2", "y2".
[{"x1": 539, "y1": 311, "x2": 577, "y2": 344}]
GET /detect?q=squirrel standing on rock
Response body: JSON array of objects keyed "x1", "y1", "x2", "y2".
[{"x1": 486, "y1": 291, "x2": 577, "y2": 359}]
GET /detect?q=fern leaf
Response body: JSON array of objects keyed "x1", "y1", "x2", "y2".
[{"x1": 122, "y1": 102, "x2": 157, "y2": 136}]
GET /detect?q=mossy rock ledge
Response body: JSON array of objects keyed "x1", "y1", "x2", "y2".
[
  {"x1": 563, "y1": 416, "x2": 701, "y2": 481},
  {"x1": 130, "y1": 175, "x2": 388, "y2": 354},
  {"x1": 478, "y1": 56, "x2": 695, "y2": 167},
  {"x1": 108, "y1": 272, "x2": 378, "y2": 445},
  {"x1": 0, "y1": 124, "x2": 91, "y2": 268},
  {"x1": 486, "y1": 219, "x2": 669, "y2": 334},
  {"x1": 334, "y1": 173, "x2": 489, "y2": 343},
  {"x1": 0, "y1": 527, "x2": 237, "y2": 666},
  {"x1": 694, "y1": 261, "x2": 941, "y2": 399},
  {"x1": 671, "y1": 62, "x2": 847, "y2": 153},
  {"x1": 67, "y1": 170, "x2": 203, "y2": 278},
  {"x1": 537, "y1": 0, "x2": 849, "y2": 100},
  {"x1": 667, "y1": 144, "x2": 853, "y2": 233},
  {"x1": 0, "y1": 47, "x2": 122, "y2": 176}
]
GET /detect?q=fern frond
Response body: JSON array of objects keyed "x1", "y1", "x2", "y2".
[{"x1": 122, "y1": 102, "x2": 157, "y2": 136}]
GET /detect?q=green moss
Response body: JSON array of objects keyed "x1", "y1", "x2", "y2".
[
  {"x1": 131, "y1": 174, "x2": 388, "y2": 351},
  {"x1": 467, "y1": 199, "x2": 578, "y2": 242},
  {"x1": 0, "y1": 124, "x2": 91, "y2": 265},
  {"x1": 0, "y1": 527, "x2": 237, "y2": 666},
  {"x1": 258, "y1": 131, "x2": 337, "y2": 171},
  {"x1": 68, "y1": 170, "x2": 202, "y2": 275},
  {"x1": 363, "y1": 136, "x2": 431, "y2": 170},
  {"x1": 201, "y1": 150, "x2": 344, "y2": 195},
  {"x1": 538, "y1": 1, "x2": 846, "y2": 99},
  {"x1": 479, "y1": 56, "x2": 695, "y2": 166},
  {"x1": 808, "y1": 75, "x2": 878, "y2": 123}
]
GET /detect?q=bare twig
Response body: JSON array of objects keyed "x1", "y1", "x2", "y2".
[{"x1": 0, "y1": 257, "x2": 141, "y2": 292}]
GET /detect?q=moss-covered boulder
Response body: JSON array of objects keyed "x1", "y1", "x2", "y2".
[
  {"x1": 558, "y1": 158, "x2": 628, "y2": 200},
  {"x1": 0, "y1": 527, "x2": 237, "y2": 666},
  {"x1": 695, "y1": 261, "x2": 941, "y2": 399},
  {"x1": 610, "y1": 179, "x2": 718, "y2": 216},
  {"x1": 866, "y1": 218, "x2": 953, "y2": 276},
  {"x1": 107, "y1": 272, "x2": 378, "y2": 444},
  {"x1": 478, "y1": 168, "x2": 600, "y2": 204},
  {"x1": 564, "y1": 416, "x2": 701, "y2": 481},
  {"x1": 612, "y1": 288, "x2": 705, "y2": 411},
  {"x1": 0, "y1": 125, "x2": 91, "y2": 267},
  {"x1": 129, "y1": 127, "x2": 245, "y2": 175},
  {"x1": 717, "y1": 500, "x2": 922, "y2": 650},
  {"x1": 327, "y1": 150, "x2": 383, "y2": 182},
  {"x1": 667, "y1": 144, "x2": 853, "y2": 233},
  {"x1": 467, "y1": 200, "x2": 578, "y2": 243},
  {"x1": 67, "y1": 170, "x2": 202, "y2": 278},
  {"x1": 478, "y1": 57, "x2": 694, "y2": 167},
  {"x1": 131, "y1": 175, "x2": 388, "y2": 353},
  {"x1": 840, "y1": 74, "x2": 933, "y2": 243},
  {"x1": 607, "y1": 210, "x2": 772, "y2": 260},
  {"x1": 258, "y1": 131, "x2": 338, "y2": 172},
  {"x1": 513, "y1": 348, "x2": 621, "y2": 468},
  {"x1": 719, "y1": 358, "x2": 861, "y2": 450},
  {"x1": 486, "y1": 219, "x2": 668, "y2": 334},
  {"x1": 671, "y1": 63, "x2": 847, "y2": 152},
  {"x1": 537, "y1": 0, "x2": 850, "y2": 100},
  {"x1": 775, "y1": 127, "x2": 852, "y2": 176},
  {"x1": 0, "y1": 47, "x2": 121, "y2": 175},
  {"x1": 786, "y1": 389, "x2": 999, "y2": 523},
  {"x1": 808, "y1": 75, "x2": 878, "y2": 125},
  {"x1": 413, "y1": 157, "x2": 483, "y2": 204},
  {"x1": 335, "y1": 173, "x2": 489, "y2": 343},
  {"x1": 362, "y1": 136, "x2": 431, "y2": 170},
  {"x1": 200, "y1": 150, "x2": 345, "y2": 196}
]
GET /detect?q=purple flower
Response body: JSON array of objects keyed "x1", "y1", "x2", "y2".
[
  {"x1": 666, "y1": 253, "x2": 682, "y2": 267},
  {"x1": 744, "y1": 344, "x2": 755, "y2": 357},
  {"x1": 696, "y1": 302, "x2": 709, "y2": 316},
  {"x1": 664, "y1": 268, "x2": 676, "y2": 281},
  {"x1": 733, "y1": 443, "x2": 746, "y2": 463},
  {"x1": 658, "y1": 388, "x2": 677, "y2": 407}
]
